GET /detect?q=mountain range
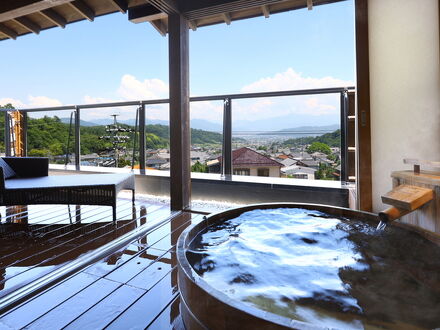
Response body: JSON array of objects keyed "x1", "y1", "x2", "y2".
[{"x1": 60, "y1": 117, "x2": 339, "y2": 134}]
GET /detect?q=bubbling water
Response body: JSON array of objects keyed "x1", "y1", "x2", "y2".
[{"x1": 187, "y1": 208, "x2": 440, "y2": 329}]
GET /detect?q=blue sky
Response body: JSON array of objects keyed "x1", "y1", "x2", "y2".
[{"x1": 0, "y1": 0, "x2": 354, "y2": 127}]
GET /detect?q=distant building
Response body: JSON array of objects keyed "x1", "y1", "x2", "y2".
[
  {"x1": 208, "y1": 147, "x2": 282, "y2": 177},
  {"x1": 276, "y1": 154, "x2": 290, "y2": 160},
  {"x1": 281, "y1": 165, "x2": 316, "y2": 180},
  {"x1": 296, "y1": 159, "x2": 320, "y2": 169},
  {"x1": 280, "y1": 158, "x2": 298, "y2": 167},
  {"x1": 291, "y1": 151, "x2": 313, "y2": 160},
  {"x1": 145, "y1": 157, "x2": 167, "y2": 169},
  {"x1": 311, "y1": 152, "x2": 328, "y2": 159}
]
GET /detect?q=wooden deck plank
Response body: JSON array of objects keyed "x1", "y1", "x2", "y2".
[
  {"x1": 146, "y1": 296, "x2": 181, "y2": 329},
  {"x1": 100, "y1": 213, "x2": 191, "y2": 282},
  {"x1": 127, "y1": 254, "x2": 174, "y2": 290},
  {"x1": 106, "y1": 269, "x2": 178, "y2": 329},
  {"x1": 0, "y1": 203, "x2": 170, "y2": 297},
  {"x1": 83, "y1": 246, "x2": 166, "y2": 278},
  {"x1": 64, "y1": 284, "x2": 146, "y2": 329},
  {"x1": 0, "y1": 211, "x2": 206, "y2": 327},
  {"x1": 25, "y1": 278, "x2": 121, "y2": 329},
  {"x1": 0, "y1": 272, "x2": 98, "y2": 329}
]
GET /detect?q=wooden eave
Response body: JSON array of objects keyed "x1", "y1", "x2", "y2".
[{"x1": 0, "y1": 0, "x2": 346, "y2": 41}]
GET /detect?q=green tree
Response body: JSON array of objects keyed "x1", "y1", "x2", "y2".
[
  {"x1": 307, "y1": 142, "x2": 332, "y2": 155},
  {"x1": 191, "y1": 161, "x2": 208, "y2": 173},
  {"x1": 315, "y1": 162, "x2": 336, "y2": 180},
  {"x1": 283, "y1": 129, "x2": 341, "y2": 148}
]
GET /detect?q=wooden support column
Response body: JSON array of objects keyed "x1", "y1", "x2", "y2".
[
  {"x1": 355, "y1": 0, "x2": 372, "y2": 211},
  {"x1": 169, "y1": 14, "x2": 190, "y2": 211}
]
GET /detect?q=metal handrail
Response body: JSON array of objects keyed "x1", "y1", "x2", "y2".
[
  {"x1": 2, "y1": 85, "x2": 355, "y2": 182},
  {"x1": 0, "y1": 86, "x2": 354, "y2": 113}
]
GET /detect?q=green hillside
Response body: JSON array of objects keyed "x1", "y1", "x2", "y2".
[
  {"x1": 0, "y1": 104, "x2": 224, "y2": 157},
  {"x1": 282, "y1": 129, "x2": 341, "y2": 148}
]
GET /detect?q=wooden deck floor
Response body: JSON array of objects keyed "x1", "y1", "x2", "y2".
[{"x1": 0, "y1": 197, "x2": 207, "y2": 329}]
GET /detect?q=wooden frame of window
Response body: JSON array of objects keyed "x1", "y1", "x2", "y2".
[
  {"x1": 233, "y1": 168, "x2": 250, "y2": 176},
  {"x1": 257, "y1": 168, "x2": 270, "y2": 177}
]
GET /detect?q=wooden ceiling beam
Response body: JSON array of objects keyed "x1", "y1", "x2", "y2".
[
  {"x1": 0, "y1": 0, "x2": 73, "y2": 23},
  {"x1": 184, "y1": 0, "x2": 281, "y2": 20},
  {"x1": 14, "y1": 16, "x2": 41, "y2": 34},
  {"x1": 150, "y1": 19, "x2": 167, "y2": 36},
  {"x1": 108, "y1": 0, "x2": 127, "y2": 14},
  {"x1": 148, "y1": 0, "x2": 179, "y2": 15},
  {"x1": 261, "y1": 5, "x2": 270, "y2": 18},
  {"x1": 188, "y1": 20, "x2": 197, "y2": 31},
  {"x1": 0, "y1": 23, "x2": 17, "y2": 39},
  {"x1": 68, "y1": 0, "x2": 95, "y2": 21},
  {"x1": 40, "y1": 8, "x2": 67, "y2": 28},
  {"x1": 128, "y1": 4, "x2": 167, "y2": 23},
  {"x1": 222, "y1": 12, "x2": 231, "y2": 25}
]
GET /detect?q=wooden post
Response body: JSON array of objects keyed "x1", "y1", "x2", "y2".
[
  {"x1": 169, "y1": 14, "x2": 191, "y2": 211},
  {"x1": 355, "y1": 0, "x2": 372, "y2": 211}
]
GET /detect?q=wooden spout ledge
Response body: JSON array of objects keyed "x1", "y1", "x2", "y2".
[{"x1": 380, "y1": 184, "x2": 434, "y2": 222}]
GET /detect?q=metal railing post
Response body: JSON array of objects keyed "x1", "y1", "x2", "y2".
[
  {"x1": 222, "y1": 98, "x2": 232, "y2": 176},
  {"x1": 340, "y1": 90, "x2": 348, "y2": 183},
  {"x1": 139, "y1": 103, "x2": 146, "y2": 173},
  {"x1": 4, "y1": 112, "x2": 11, "y2": 157},
  {"x1": 74, "y1": 106, "x2": 81, "y2": 171}
]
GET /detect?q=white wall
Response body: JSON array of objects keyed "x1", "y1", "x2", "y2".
[{"x1": 368, "y1": 0, "x2": 440, "y2": 212}]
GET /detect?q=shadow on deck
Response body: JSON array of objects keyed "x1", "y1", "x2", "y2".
[{"x1": 0, "y1": 196, "x2": 207, "y2": 329}]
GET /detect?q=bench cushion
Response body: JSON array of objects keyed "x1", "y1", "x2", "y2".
[
  {"x1": 5, "y1": 173, "x2": 133, "y2": 190},
  {"x1": 0, "y1": 158, "x2": 16, "y2": 179}
]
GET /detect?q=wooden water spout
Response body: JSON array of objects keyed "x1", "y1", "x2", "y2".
[
  {"x1": 378, "y1": 159, "x2": 440, "y2": 228},
  {"x1": 380, "y1": 182, "x2": 434, "y2": 223}
]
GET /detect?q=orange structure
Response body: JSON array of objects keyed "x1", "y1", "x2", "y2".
[{"x1": 9, "y1": 111, "x2": 26, "y2": 157}]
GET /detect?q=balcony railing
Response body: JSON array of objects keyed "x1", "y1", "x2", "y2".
[{"x1": 1, "y1": 86, "x2": 355, "y2": 182}]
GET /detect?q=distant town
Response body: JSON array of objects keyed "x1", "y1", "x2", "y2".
[{"x1": 0, "y1": 104, "x2": 341, "y2": 181}]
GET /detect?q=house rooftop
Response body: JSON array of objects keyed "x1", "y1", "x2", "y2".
[{"x1": 219, "y1": 147, "x2": 283, "y2": 167}]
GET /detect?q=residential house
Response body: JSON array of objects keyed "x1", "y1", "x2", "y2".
[
  {"x1": 208, "y1": 147, "x2": 283, "y2": 177},
  {"x1": 280, "y1": 158, "x2": 298, "y2": 167},
  {"x1": 281, "y1": 165, "x2": 316, "y2": 180}
]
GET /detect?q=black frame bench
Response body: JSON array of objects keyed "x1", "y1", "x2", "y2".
[{"x1": 0, "y1": 157, "x2": 135, "y2": 222}]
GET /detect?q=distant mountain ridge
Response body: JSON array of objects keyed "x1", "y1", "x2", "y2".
[
  {"x1": 277, "y1": 124, "x2": 339, "y2": 133},
  {"x1": 60, "y1": 117, "x2": 223, "y2": 131},
  {"x1": 60, "y1": 118, "x2": 339, "y2": 134}
]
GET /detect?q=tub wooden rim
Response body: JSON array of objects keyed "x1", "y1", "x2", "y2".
[{"x1": 177, "y1": 202, "x2": 380, "y2": 330}]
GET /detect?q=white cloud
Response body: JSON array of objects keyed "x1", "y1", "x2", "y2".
[
  {"x1": 0, "y1": 97, "x2": 26, "y2": 108},
  {"x1": 80, "y1": 69, "x2": 352, "y2": 122},
  {"x1": 0, "y1": 95, "x2": 62, "y2": 110},
  {"x1": 77, "y1": 75, "x2": 170, "y2": 121},
  {"x1": 241, "y1": 68, "x2": 352, "y2": 93},
  {"x1": 2, "y1": 69, "x2": 351, "y2": 124},
  {"x1": 117, "y1": 74, "x2": 168, "y2": 100},
  {"x1": 190, "y1": 101, "x2": 223, "y2": 122},
  {"x1": 28, "y1": 95, "x2": 62, "y2": 108},
  {"x1": 224, "y1": 68, "x2": 353, "y2": 121},
  {"x1": 83, "y1": 95, "x2": 119, "y2": 104}
]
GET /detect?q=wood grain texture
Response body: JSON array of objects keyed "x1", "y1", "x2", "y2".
[
  {"x1": 169, "y1": 14, "x2": 191, "y2": 211},
  {"x1": 355, "y1": 0, "x2": 372, "y2": 211},
  {"x1": 382, "y1": 184, "x2": 434, "y2": 211},
  {"x1": 391, "y1": 171, "x2": 440, "y2": 234}
]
